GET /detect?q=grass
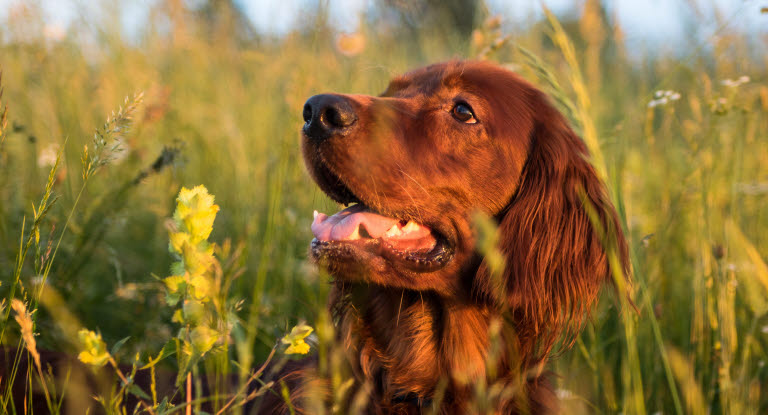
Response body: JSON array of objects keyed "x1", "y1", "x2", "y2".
[{"x1": 1, "y1": 1, "x2": 767, "y2": 413}]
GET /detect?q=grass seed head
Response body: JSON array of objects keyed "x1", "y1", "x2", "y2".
[{"x1": 11, "y1": 299, "x2": 40, "y2": 368}]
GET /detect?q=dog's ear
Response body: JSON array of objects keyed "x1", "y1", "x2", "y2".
[{"x1": 476, "y1": 91, "x2": 629, "y2": 363}]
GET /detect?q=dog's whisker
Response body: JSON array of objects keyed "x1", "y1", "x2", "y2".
[
  {"x1": 368, "y1": 173, "x2": 384, "y2": 211},
  {"x1": 395, "y1": 163, "x2": 429, "y2": 224},
  {"x1": 396, "y1": 289, "x2": 404, "y2": 328},
  {"x1": 396, "y1": 163, "x2": 429, "y2": 196}
]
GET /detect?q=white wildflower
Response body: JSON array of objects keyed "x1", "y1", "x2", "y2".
[
  {"x1": 649, "y1": 90, "x2": 681, "y2": 108},
  {"x1": 721, "y1": 76, "x2": 750, "y2": 88}
]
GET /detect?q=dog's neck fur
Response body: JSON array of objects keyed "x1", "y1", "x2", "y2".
[{"x1": 331, "y1": 283, "x2": 547, "y2": 412}]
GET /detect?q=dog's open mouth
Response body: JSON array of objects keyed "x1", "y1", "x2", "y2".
[{"x1": 310, "y1": 204, "x2": 452, "y2": 272}]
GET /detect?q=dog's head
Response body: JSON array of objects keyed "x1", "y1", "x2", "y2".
[{"x1": 302, "y1": 60, "x2": 628, "y2": 352}]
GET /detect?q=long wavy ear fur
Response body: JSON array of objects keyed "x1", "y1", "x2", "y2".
[{"x1": 477, "y1": 89, "x2": 629, "y2": 365}]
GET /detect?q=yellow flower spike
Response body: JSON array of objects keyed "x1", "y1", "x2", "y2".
[
  {"x1": 163, "y1": 275, "x2": 186, "y2": 293},
  {"x1": 183, "y1": 298, "x2": 205, "y2": 325},
  {"x1": 180, "y1": 241, "x2": 215, "y2": 277},
  {"x1": 188, "y1": 274, "x2": 213, "y2": 301},
  {"x1": 282, "y1": 323, "x2": 313, "y2": 355},
  {"x1": 190, "y1": 325, "x2": 219, "y2": 354},
  {"x1": 176, "y1": 185, "x2": 216, "y2": 213},
  {"x1": 163, "y1": 275, "x2": 186, "y2": 305},
  {"x1": 77, "y1": 329, "x2": 110, "y2": 367},
  {"x1": 168, "y1": 231, "x2": 190, "y2": 254},
  {"x1": 171, "y1": 309, "x2": 184, "y2": 324},
  {"x1": 173, "y1": 185, "x2": 219, "y2": 244},
  {"x1": 184, "y1": 208, "x2": 219, "y2": 244}
]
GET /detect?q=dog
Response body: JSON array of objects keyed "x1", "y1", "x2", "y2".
[{"x1": 258, "y1": 60, "x2": 629, "y2": 414}]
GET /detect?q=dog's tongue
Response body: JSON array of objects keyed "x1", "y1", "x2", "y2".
[
  {"x1": 312, "y1": 204, "x2": 396, "y2": 240},
  {"x1": 311, "y1": 205, "x2": 434, "y2": 249}
]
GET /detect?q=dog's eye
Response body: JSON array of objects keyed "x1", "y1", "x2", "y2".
[{"x1": 451, "y1": 103, "x2": 477, "y2": 124}]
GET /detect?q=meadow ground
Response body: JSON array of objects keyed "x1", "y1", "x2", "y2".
[{"x1": 1, "y1": 1, "x2": 767, "y2": 413}]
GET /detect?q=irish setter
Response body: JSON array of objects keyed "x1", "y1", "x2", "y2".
[{"x1": 259, "y1": 60, "x2": 629, "y2": 414}]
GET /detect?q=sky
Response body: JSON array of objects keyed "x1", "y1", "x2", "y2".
[
  {"x1": 238, "y1": 0, "x2": 768, "y2": 47},
  {"x1": 0, "y1": 0, "x2": 766, "y2": 49}
]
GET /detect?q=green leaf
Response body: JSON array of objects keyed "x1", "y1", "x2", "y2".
[
  {"x1": 110, "y1": 336, "x2": 131, "y2": 356},
  {"x1": 163, "y1": 275, "x2": 186, "y2": 306},
  {"x1": 176, "y1": 340, "x2": 203, "y2": 386},
  {"x1": 140, "y1": 341, "x2": 177, "y2": 370},
  {"x1": 170, "y1": 261, "x2": 185, "y2": 277},
  {"x1": 156, "y1": 397, "x2": 170, "y2": 413},
  {"x1": 127, "y1": 383, "x2": 151, "y2": 400}
]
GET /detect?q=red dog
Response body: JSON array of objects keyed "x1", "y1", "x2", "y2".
[{"x1": 259, "y1": 60, "x2": 628, "y2": 414}]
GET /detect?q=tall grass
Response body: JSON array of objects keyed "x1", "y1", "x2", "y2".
[{"x1": 1, "y1": 1, "x2": 767, "y2": 413}]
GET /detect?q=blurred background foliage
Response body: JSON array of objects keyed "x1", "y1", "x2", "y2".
[{"x1": 0, "y1": 0, "x2": 767, "y2": 413}]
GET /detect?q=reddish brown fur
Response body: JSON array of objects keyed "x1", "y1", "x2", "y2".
[{"x1": 259, "y1": 61, "x2": 629, "y2": 414}]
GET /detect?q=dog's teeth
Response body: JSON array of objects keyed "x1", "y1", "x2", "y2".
[
  {"x1": 383, "y1": 224, "x2": 402, "y2": 237},
  {"x1": 313, "y1": 210, "x2": 318, "y2": 220},
  {"x1": 402, "y1": 221, "x2": 420, "y2": 233}
]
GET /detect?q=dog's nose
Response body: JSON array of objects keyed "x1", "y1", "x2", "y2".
[{"x1": 302, "y1": 94, "x2": 357, "y2": 139}]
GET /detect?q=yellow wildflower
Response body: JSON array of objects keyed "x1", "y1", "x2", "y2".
[
  {"x1": 77, "y1": 329, "x2": 110, "y2": 367},
  {"x1": 282, "y1": 323, "x2": 313, "y2": 355},
  {"x1": 190, "y1": 325, "x2": 219, "y2": 354},
  {"x1": 181, "y1": 242, "x2": 215, "y2": 278},
  {"x1": 163, "y1": 275, "x2": 186, "y2": 305},
  {"x1": 173, "y1": 185, "x2": 219, "y2": 244},
  {"x1": 168, "y1": 231, "x2": 190, "y2": 254},
  {"x1": 164, "y1": 275, "x2": 186, "y2": 293},
  {"x1": 182, "y1": 299, "x2": 205, "y2": 325},
  {"x1": 187, "y1": 273, "x2": 212, "y2": 301}
]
